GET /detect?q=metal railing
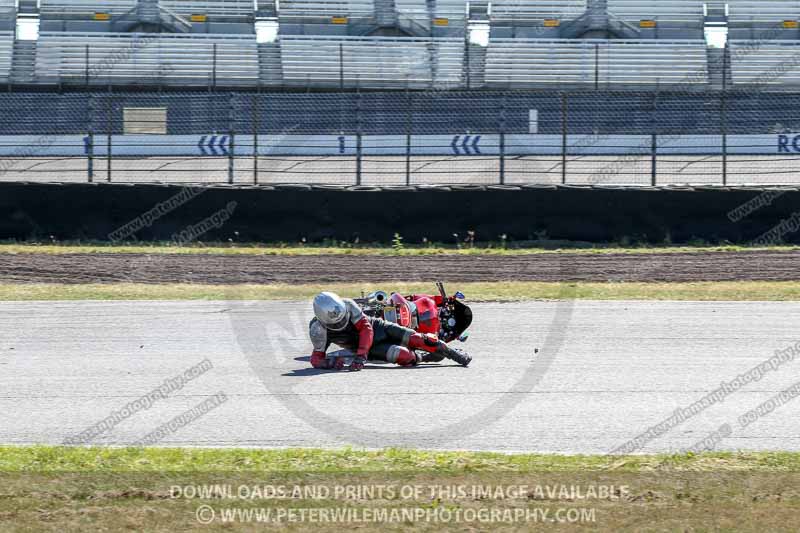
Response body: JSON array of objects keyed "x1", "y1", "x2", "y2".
[{"x1": 0, "y1": 89, "x2": 797, "y2": 186}]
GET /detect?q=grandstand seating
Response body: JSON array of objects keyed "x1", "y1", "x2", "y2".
[
  {"x1": 278, "y1": 35, "x2": 464, "y2": 89},
  {"x1": 391, "y1": 0, "x2": 466, "y2": 33},
  {"x1": 0, "y1": 0, "x2": 15, "y2": 18},
  {"x1": 160, "y1": 1, "x2": 256, "y2": 18},
  {"x1": 488, "y1": 0, "x2": 587, "y2": 24},
  {"x1": 15, "y1": 0, "x2": 800, "y2": 91},
  {"x1": 276, "y1": 0, "x2": 465, "y2": 37},
  {"x1": 729, "y1": 40, "x2": 800, "y2": 85},
  {"x1": 39, "y1": 0, "x2": 139, "y2": 18},
  {"x1": 431, "y1": 0, "x2": 467, "y2": 26},
  {"x1": 277, "y1": 0, "x2": 376, "y2": 20},
  {"x1": 606, "y1": 1, "x2": 705, "y2": 24},
  {"x1": 0, "y1": 31, "x2": 12, "y2": 81},
  {"x1": 40, "y1": 1, "x2": 256, "y2": 18},
  {"x1": 393, "y1": 0, "x2": 428, "y2": 33},
  {"x1": 484, "y1": 39, "x2": 708, "y2": 87},
  {"x1": 0, "y1": 0, "x2": 15, "y2": 32},
  {"x1": 727, "y1": 0, "x2": 800, "y2": 25},
  {"x1": 35, "y1": 32, "x2": 260, "y2": 86}
]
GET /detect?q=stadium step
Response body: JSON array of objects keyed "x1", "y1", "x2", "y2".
[
  {"x1": 707, "y1": 46, "x2": 731, "y2": 90},
  {"x1": 16, "y1": 0, "x2": 38, "y2": 15},
  {"x1": 10, "y1": 40, "x2": 37, "y2": 84},
  {"x1": 374, "y1": 0, "x2": 398, "y2": 27},
  {"x1": 258, "y1": 42, "x2": 283, "y2": 86},
  {"x1": 465, "y1": 44, "x2": 486, "y2": 89}
]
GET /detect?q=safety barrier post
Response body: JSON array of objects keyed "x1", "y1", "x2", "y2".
[{"x1": 651, "y1": 133, "x2": 657, "y2": 186}]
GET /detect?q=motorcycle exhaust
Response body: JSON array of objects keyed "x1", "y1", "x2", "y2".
[{"x1": 366, "y1": 291, "x2": 389, "y2": 305}]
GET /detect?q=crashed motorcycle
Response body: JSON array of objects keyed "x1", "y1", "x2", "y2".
[{"x1": 325, "y1": 282, "x2": 473, "y2": 367}]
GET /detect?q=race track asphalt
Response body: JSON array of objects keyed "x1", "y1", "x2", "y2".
[{"x1": 1, "y1": 299, "x2": 799, "y2": 454}]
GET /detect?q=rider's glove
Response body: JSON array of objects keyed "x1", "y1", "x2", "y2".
[{"x1": 349, "y1": 356, "x2": 366, "y2": 372}]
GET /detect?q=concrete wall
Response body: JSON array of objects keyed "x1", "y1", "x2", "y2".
[{"x1": 2, "y1": 182, "x2": 800, "y2": 244}]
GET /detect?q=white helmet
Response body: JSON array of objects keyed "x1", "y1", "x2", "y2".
[{"x1": 313, "y1": 292, "x2": 350, "y2": 331}]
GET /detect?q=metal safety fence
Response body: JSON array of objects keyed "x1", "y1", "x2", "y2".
[{"x1": 0, "y1": 89, "x2": 798, "y2": 186}]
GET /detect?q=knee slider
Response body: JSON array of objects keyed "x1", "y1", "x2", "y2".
[{"x1": 387, "y1": 345, "x2": 417, "y2": 366}]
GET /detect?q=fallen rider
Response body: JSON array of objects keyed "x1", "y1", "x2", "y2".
[{"x1": 308, "y1": 292, "x2": 471, "y2": 371}]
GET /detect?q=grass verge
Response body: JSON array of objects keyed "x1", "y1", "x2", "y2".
[
  {"x1": 2, "y1": 281, "x2": 800, "y2": 302},
  {"x1": 1, "y1": 242, "x2": 798, "y2": 256},
  {"x1": 1, "y1": 447, "x2": 799, "y2": 531}
]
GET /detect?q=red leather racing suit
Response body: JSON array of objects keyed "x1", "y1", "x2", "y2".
[{"x1": 308, "y1": 297, "x2": 447, "y2": 370}]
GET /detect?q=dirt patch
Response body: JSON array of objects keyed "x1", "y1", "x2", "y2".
[{"x1": 2, "y1": 250, "x2": 799, "y2": 284}]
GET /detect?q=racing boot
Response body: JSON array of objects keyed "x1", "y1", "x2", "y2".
[
  {"x1": 407, "y1": 333, "x2": 472, "y2": 367},
  {"x1": 418, "y1": 352, "x2": 446, "y2": 363}
]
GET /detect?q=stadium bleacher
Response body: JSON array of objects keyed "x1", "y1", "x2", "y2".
[
  {"x1": 0, "y1": 31, "x2": 12, "y2": 82},
  {"x1": 488, "y1": 0, "x2": 587, "y2": 25},
  {"x1": 160, "y1": 0, "x2": 256, "y2": 18},
  {"x1": 485, "y1": 38, "x2": 709, "y2": 88},
  {"x1": 729, "y1": 40, "x2": 800, "y2": 85},
  {"x1": 0, "y1": 0, "x2": 15, "y2": 17},
  {"x1": 39, "y1": 0, "x2": 139, "y2": 18},
  {"x1": 727, "y1": 0, "x2": 800, "y2": 41},
  {"x1": 278, "y1": 0, "x2": 376, "y2": 21},
  {"x1": 430, "y1": 0, "x2": 467, "y2": 27},
  {"x1": 35, "y1": 32, "x2": 260, "y2": 86},
  {"x1": 393, "y1": 0, "x2": 429, "y2": 34},
  {"x1": 606, "y1": 0, "x2": 705, "y2": 25},
  {"x1": 279, "y1": 35, "x2": 464, "y2": 89},
  {"x1": 0, "y1": 0, "x2": 14, "y2": 34},
  {"x1": 0, "y1": 0, "x2": 797, "y2": 89},
  {"x1": 40, "y1": 0, "x2": 255, "y2": 19},
  {"x1": 727, "y1": 0, "x2": 800, "y2": 25}
]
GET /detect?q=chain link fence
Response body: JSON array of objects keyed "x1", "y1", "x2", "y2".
[{"x1": 0, "y1": 89, "x2": 798, "y2": 185}]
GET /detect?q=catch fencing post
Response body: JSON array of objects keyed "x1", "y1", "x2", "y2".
[
  {"x1": 87, "y1": 95, "x2": 94, "y2": 183},
  {"x1": 85, "y1": 45, "x2": 90, "y2": 87},
  {"x1": 228, "y1": 93, "x2": 235, "y2": 185},
  {"x1": 253, "y1": 93, "x2": 259, "y2": 185},
  {"x1": 499, "y1": 95, "x2": 506, "y2": 184},
  {"x1": 339, "y1": 43, "x2": 345, "y2": 90},
  {"x1": 465, "y1": 37, "x2": 471, "y2": 90},
  {"x1": 228, "y1": 132, "x2": 235, "y2": 184},
  {"x1": 212, "y1": 43, "x2": 218, "y2": 90},
  {"x1": 594, "y1": 44, "x2": 600, "y2": 90},
  {"x1": 356, "y1": 91, "x2": 362, "y2": 186},
  {"x1": 106, "y1": 90, "x2": 113, "y2": 182},
  {"x1": 651, "y1": 133, "x2": 657, "y2": 186},
  {"x1": 721, "y1": 91, "x2": 728, "y2": 186},
  {"x1": 405, "y1": 88, "x2": 412, "y2": 186},
  {"x1": 561, "y1": 93, "x2": 568, "y2": 184}
]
